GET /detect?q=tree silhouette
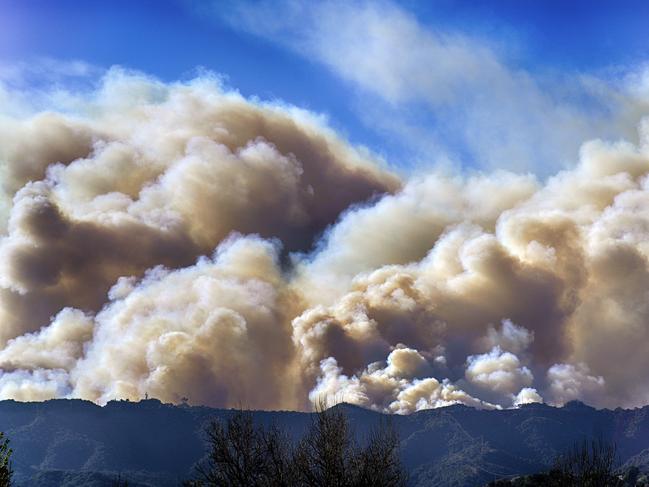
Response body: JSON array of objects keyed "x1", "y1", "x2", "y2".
[
  {"x1": 553, "y1": 436, "x2": 619, "y2": 486},
  {"x1": 259, "y1": 423, "x2": 294, "y2": 487},
  {"x1": 186, "y1": 410, "x2": 293, "y2": 487},
  {"x1": 186, "y1": 402, "x2": 406, "y2": 487},
  {"x1": 111, "y1": 474, "x2": 129, "y2": 487},
  {"x1": 487, "y1": 436, "x2": 621, "y2": 486},
  {"x1": 293, "y1": 402, "x2": 353, "y2": 486},
  {"x1": 352, "y1": 419, "x2": 405, "y2": 487},
  {"x1": 293, "y1": 400, "x2": 406, "y2": 487}
]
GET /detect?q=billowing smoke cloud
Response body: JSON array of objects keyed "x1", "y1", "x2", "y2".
[
  {"x1": 0, "y1": 68, "x2": 398, "y2": 344},
  {"x1": 2, "y1": 67, "x2": 649, "y2": 411}
]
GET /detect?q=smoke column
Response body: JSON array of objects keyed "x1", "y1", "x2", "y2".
[{"x1": 1, "y1": 68, "x2": 649, "y2": 411}]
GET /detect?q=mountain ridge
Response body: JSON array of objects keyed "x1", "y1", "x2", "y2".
[{"x1": 1, "y1": 398, "x2": 649, "y2": 486}]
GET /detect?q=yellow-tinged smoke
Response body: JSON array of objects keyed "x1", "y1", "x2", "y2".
[{"x1": 1, "y1": 68, "x2": 649, "y2": 411}]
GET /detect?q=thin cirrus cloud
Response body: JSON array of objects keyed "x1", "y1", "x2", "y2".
[{"x1": 207, "y1": 0, "x2": 649, "y2": 175}]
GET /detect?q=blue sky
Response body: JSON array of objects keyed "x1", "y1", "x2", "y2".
[{"x1": 3, "y1": 0, "x2": 649, "y2": 175}]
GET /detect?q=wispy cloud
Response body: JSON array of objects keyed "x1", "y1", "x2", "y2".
[
  {"x1": 208, "y1": 0, "x2": 649, "y2": 174},
  {"x1": 0, "y1": 57, "x2": 101, "y2": 86},
  {"x1": 0, "y1": 57, "x2": 105, "y2": 117}
]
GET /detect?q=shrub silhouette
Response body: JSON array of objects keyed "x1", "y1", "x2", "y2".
[{"x1": 186, "y1": 402, "x2": 406, "y2": 487}]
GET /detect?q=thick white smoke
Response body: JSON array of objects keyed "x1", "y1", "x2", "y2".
[{"x1": 1, "y1": 68, "x2": 649, "y2": 411}]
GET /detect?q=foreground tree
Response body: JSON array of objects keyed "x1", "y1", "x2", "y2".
[
  {"x1": 487, "y1": 436, "x2": 621, "y2": 487},
  {"x1": 186, "y1": 403, "x2": 406, "y2": 487},
  {"x1": 352, "y1": 419, "x2": 405, "y2": 487},
  {"x1": 0, "y1": 432, "x2": 12, "y2": 487},
  {"x1": 294, "y1": 403, "x2": 405, "y2": 487},
  {"x1": 112, "y1": 474, "x2": 129, "y2": 486},
  {"x1": 186, "y1": 410, "x2": 293, "y2": 487},
  {"x1": 553, "y1": 436, "x2": 619, "y2": 486},
  {"x1": 293, "y1": 404, "x2": 353, "y2": 486}
]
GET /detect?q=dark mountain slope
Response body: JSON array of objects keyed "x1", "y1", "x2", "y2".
[{"x1": 1, "y1": 399, "x2": 649, "y2": 486}]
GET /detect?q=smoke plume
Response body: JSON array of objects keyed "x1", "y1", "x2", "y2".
[{"x1": 2, "y1": 68, "x2": 649, "y2": 411}]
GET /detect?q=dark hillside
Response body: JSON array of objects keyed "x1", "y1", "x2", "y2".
[{"x1": 1, "y1": 399, "x2": 649, "y2": 486}]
